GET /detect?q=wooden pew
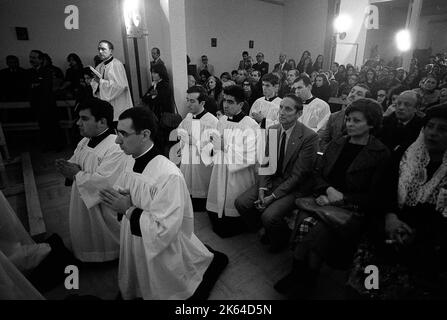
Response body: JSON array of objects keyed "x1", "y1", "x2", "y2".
[
  {"x1": 0, "y1": 100, "x2": 77, "y2": 144},
  {"x1": 21, "y1": 152, "x2": 46, "y2": 237}
]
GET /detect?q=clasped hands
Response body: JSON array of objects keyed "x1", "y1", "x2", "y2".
[
  {"x1": 385, "y1": 213, "x2": 414, "y2": 247},
  {"x1": 315, "y1": 186, "x2": 344, "y2": 206},
  {"x1": 55, "y1": 159, "x2": 81, "y2": 180},
  {"x1": 99, "y1": 188, "x2": 132, "y2": 215},
  {"x1": 254, "y1": 189, "x2": 275, "y2": 212}
]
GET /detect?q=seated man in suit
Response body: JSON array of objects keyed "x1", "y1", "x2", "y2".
[
  {"x1": 273, "y1": 53, "x2": 292, "y2": 73},
  {"x1": 252, "y1": 52, "x2": 269, "y2": 77},
  {"x1": 235, "y1": 94, "x2": 318, "y2": 252},
  {"x1": 378, "y1": 90, "x2": 424, "y2": 155},
  {"x1": 319, "y1": 83, "x2": 371, "y2": 152}
]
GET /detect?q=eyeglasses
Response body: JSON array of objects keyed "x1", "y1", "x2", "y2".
[{"x1": 117, "y1": 130, "x2": 138, "y2": 138}]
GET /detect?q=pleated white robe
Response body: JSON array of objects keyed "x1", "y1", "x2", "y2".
[
  {"x1": 178, "y1": 112, "x2": 218, "y2": 198},
  {"x1": 206, "y1": 116, "x2": 259, "y2": 217},
  {"x1": 94, "y1": 57, "x2": 133, "y2": 121},
  {"x1": 68, "y1": 135, "x2": 127, "y2": 262},
  {"x1": 115, "y1": 155, "x2": 213, "y2": 300},
  {"x1": 249, "y1": 97, "x2": 281, "y2": 128},
  {"x1": 0, "y1": 250, "x2": 44, "y2": 300},
  {"x1": 0, "y1": 190, "x2": 51, "y2": 273}
]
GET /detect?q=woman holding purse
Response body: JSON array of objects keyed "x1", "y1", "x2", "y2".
[
  {"x1": 275, "y1": 98, "x2": 390, "y2": 298},
  {"x1": 142, "y1": 64, "x2": 172, "y2": 121}
]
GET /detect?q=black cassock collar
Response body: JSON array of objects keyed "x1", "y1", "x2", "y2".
[
  {"x1": 227, "y1": 111, "x2": 245, "y2": 123},
  {"x1": 133, "y1": 145, "x2": 161, "y2": 174},
  {"x1": 87, "y1": 128, "x2": 114, "y2": 148}
]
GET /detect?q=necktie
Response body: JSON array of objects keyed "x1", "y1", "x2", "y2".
[{"x1": 277, "y1": 131, "x2": 286, "y2": 175}]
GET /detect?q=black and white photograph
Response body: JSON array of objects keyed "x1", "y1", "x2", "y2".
[{"x1": 1, "y1": 0, "x2": 447, "y2": 312}]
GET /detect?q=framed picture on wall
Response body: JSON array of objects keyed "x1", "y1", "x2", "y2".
[
  {"x1": 249, "y1": 40, "x2": 254, "y2": 49},
  {"x1": 211, "y1": 38, "x2": 217, "y2": 47},
  {"x1": 15, "y1": 27, "x2": 29, "y2": 40}
]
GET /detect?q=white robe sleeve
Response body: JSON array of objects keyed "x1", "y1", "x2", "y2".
[
  {"x1": 74, "y1": 147, "x2": 127, "y2": 209},
  {"x1": 139, "y1": 174, "x2": 187, "y2": 260},
  {"x1": 226, "y1": 124, "x2": 258, "y2": 173},
  {"x1": 98, "y1": 61, "x2": 128, "y2": 102}
]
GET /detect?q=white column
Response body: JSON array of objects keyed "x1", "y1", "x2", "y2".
[
  {"x1": 403, "y1": 0, "x2": 423, "y2": 71},
  {"x1": 166, "y1": 0, "x2": 188, "y2": 116}
]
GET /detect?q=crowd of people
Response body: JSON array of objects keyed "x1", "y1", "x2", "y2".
[{"x1": 2, "y1": 42, "x2": 447, "y2": 300}]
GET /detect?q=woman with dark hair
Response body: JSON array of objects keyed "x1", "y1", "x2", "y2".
[
  {"x1": 297, "y1": 50, "x2": 311, "y2": 73},
  {"x1": 312, "y1": 73, "x2": 331, "y2": 102},
  {"x1": 206, "y1": 76, "x2": 223, "y2": 106},
  {"x1": 365, "y1": 68, "x2": 378, "y2": 98},
  {"x1": 275, "y1": 98, "x2": 390, "y2": 298},
  {"x1": 414, "y1": 74, "x2": 440, "y2": 112},
  {"x1": 199, "y1": 69, "x2": 212, "y2": 85},
  {"x1": 348, "y1": 104, "x2": 447, "y2": 299},
  {"x1": 335, "y1": 64, "x2": 347, "y2": 84},
  {"x1": 61, "y1": 53, "x2": 84, "y2": 98},
  {"x1": 142, "y1": 63, "x2": 172, "y2": 120},
  {"x1": 312, "y1": 55, "x2": 324, "y2": 72}
]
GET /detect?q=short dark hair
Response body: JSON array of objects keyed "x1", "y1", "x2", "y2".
[
  {"x1": 283, "y1": 94, "x2": 303, "y2": 112},
  {"x1": 67, "y1": 53, "x2": 83, "y2": 67},
  {"x1": 345, "y1": 98, "x2": 383, "y2": 134},
  {"x1": 389, "y1": 85, "x2": 408, "y2": 98},
  {"x1": 353, "y1": 83, "x2": 372, "y2": 98},
  {"x1": 77, "y1": 98, "x2": 114, "y2": 127},
  {"x1": 99, "y1": 40, "x2": 114, "y2": 50},
  {"x1": 187, "y1": 85, "x2": 208, "y2": 103},
  {"x1": 295, "y1": 74, "x2": 312, "y2": 87},
  {"x1": 119, "y1": 107, "x2": 159, "y2": 135},
  {"x1": 223, "y1": 85, "x2": 245, "y2": 104},
  {"x1": 242, "y1": 51, "x2": 249, "y2": 56},
  {"x1": 261, "y1": 73, "x2": 279, "y2": 86},
  {"x1": 6, "y1": 55, "x2": 18, "y2": 62},
  {"x1": 231, "y1": 70, "x2": 238, "y2": 76},
  {"x1": 151, "y1": 64, "x2": 169, "y2": 81},
  {"x1": 424, "y1": 103, "x2": 447, "y2": 125},
  {"x1": 152, "y1": 47, "x2": 160, "y2": 55},
  {"x1": 30, "y1": 50, "x2": 44, "y2": 60},
  {"x1": 220, "y1": 72, "x2": 231, "y2": 80}
]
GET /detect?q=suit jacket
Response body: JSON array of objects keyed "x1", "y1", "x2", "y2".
[
  {"x1": 273, "y1": 62, "x2": 292, "y2": 73},
  {"x1": 378, "y1": 113, "x2": 424, "y2": 153},
  {"x1": 319, "y1": 109, "x2": 346, "y2": 152},
  {"x1": 259, "y1": 122, "x2": 319, "y2": 199},
  {"x1": 313, "y1": 135, "x2": 390, "y2": 211},
  {"x1": 198, "y1": 63, "x2": 215, "y2": 76},
  {"x1": 252, "y1": 62, "x2": 269, "y2": 76}
]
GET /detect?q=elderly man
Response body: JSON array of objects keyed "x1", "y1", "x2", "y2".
[
  {"x1": 197, "y1": 55, "x2": 215, "y2": 76},
  {"x1": 56, "y1": 98, "x2": 127, "y2": 262},
  {"x1": 279, "y1": 69, "x2": 300, "y2": 98},
  {"x1": 236, "y1": 94, "x2": 318, "y2": 252},
  {"x1": 378, "y1": 90, "x2": 424, "y2": 154},
  {"x1": 252, "y1": 52, "x2": 269, "y2": 77},
  {"x1": 319, "y1": 83, "x2": 371, "y2": 151},
  {"x1": 273, "y1": 53, "x2": 291, "y2": 73},
  {"x1": 292, "y1": 74, "x2": 331, "y2": 133},
  {"x1": 99, "y1": 107, "x2": 227, "y2": 300}
]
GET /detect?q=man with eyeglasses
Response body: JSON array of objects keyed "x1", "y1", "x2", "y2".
[
  {"x1": 197, "y1": 55, "x2": 215, "y2": 76},
  {"x1": 56, "y1": 98, "x2": 126, "y2": 262},
  {"x1": 252, "y1": 52, "x2": 269, "y2": 77},
  {"x1": 92, "y1": 40, "x2": 133, "y2": 125}
]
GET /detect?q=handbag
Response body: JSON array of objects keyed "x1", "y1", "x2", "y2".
[
  {"x1": 295, "y1": 197, "x2": 358, "y2": 230},
  {"x1": 159, "y1": 100, "x2": 182, "y2": 130}
]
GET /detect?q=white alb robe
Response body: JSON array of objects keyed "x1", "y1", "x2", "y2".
[
  {"x1": 0, "y1": 250, "x2": 44, "y2": 300},
  {"x1": 0, "y1": 190, "x2": 51, "y2": 273},
  {"x1": 93, "y1": 57, "x2": 133, "y2": 121},
  {"x1": 206, "y1": 116, "x2": 259, "y2": 217},
  {"x1": 68, "y1": 134, "x2": 127, "y2": 262},
  {"x1": 299, "y1": 97, "x2": 331, "y2": 132},
  {"x1": 249, "y1": 96, "x2": 281, "y2": 128},
  {"x1": 178, "y1": 112, "x2": 218, "y2": 198},
  {"x1": 115, "y1": 155, "x2": 213, "y2": 300}
]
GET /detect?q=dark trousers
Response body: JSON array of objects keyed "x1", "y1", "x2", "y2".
[{"x1": 234, "y1": 184, "x2": 296, "y2": 249}]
